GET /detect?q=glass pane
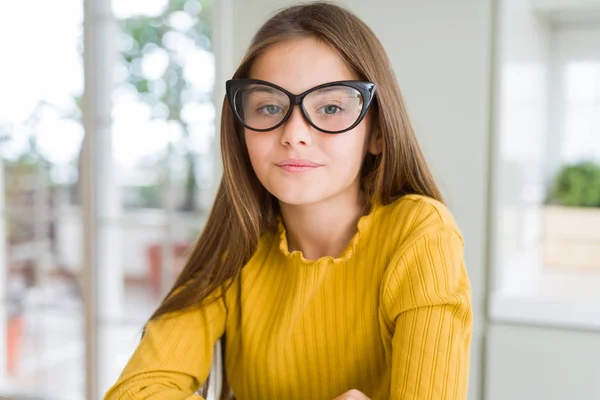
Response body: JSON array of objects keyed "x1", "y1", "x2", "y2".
[
  {"x1": 541, "y1": 61, "x2": 600, "y2": 275},
  {"x1": 0, "y1": 1, "x2": 84, "y2": 397},
  {"x1": 98, "y1": 321, "x2": 145, "y2": 396},
  {"x1": 0, "y1": 260, "x2": 84, "y2": 398},
  {"x1": 18, "y1": 309, "x2": 84, "y2": 398},
  {"x1": 561, "y1": 61, "x2": 600, "y2": 163},
  {"x1": 494, "y1": 64, "x2": 547, "y2": 293},
  {"x1": 98, "y1": 0, "x2": 215, "y2": 396},
  {"x1": 492, "y1": 25, "x2": 600, "y2": 317},
  {"x1": 115, "y1": 217, "x2": 201, "y2": 318},
  {"x1": 113, "y1": 0, "x2": 216, "y2": 215}
]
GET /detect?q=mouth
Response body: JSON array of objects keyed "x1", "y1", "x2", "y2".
[{"x1": 275, "y1": 159, "x2": 323, "y2": 173}]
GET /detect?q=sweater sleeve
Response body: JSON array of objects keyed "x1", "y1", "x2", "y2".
[
  {"x1": 104, "y1": 293, "x2": 227, "y2": 400},
  {"x1": 381, "y1": 226, "x2": 472, "y2": 400}
]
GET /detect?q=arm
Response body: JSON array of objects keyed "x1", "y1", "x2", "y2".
[
  {"x1": 104, "y1": 294, "x2": 226, "y2": 400},
  {"x1": 382, "y1": 227, "x2": 472, "y2": 400}
]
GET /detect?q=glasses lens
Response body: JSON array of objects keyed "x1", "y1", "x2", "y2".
[
  {"x1": 235, "y1": 84, "x2": 290, "y2": 130},
  {"x1": 303, "y1": 85, "x2": 364, "y2": 132}
]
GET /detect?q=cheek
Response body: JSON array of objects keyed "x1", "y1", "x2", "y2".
[
  {"x1": 245, "y1": 131, "x2": 266, "y2": 159},
  {"x1": 325, "y1": 129, "x2": 369, "y2": 166},
  {"x1": 244, "y1": 133, "x2": 257, "y2": 160},
  {"x1": 244, "y1": 131, "x2": 276, "y2": 174}
]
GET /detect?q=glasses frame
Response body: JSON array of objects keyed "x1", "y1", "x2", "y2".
[{"x1": 225, "y1": 78, "x2": 377, "y2": 134}]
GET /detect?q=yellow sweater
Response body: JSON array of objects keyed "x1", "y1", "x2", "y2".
[{"x1": 105, "y1": 194, "x2": 472, "y2": 400}]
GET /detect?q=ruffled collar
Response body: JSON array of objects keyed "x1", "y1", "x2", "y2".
[{"x1": 277, "y1": 200, "x2": 378, "y2": 265}]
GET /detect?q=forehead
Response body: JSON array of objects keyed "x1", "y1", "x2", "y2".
[{"x1": 248, "y1": 37, "x2": 359, "y2": 94}]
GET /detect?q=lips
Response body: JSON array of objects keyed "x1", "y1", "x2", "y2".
[{"x1": 275, "y1": 159, "x2": 323, "y2": 173}]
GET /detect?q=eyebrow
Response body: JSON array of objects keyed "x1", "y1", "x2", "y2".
[
  {"x1": 310, "y1": 86, "x2": 359, "y2": 96},
  {"x1": 244, "y1": 82, "x2": 360, "y2": 97},
  {"x1": 245, "y1": 85, "x2": 286, "y2": 96}
]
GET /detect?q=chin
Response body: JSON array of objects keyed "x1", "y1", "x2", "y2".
[
  {"x1": 268, "y1": 186, "x2": 327, "y2": 207},
  {"x1": 273, "y1": 192, "x2": 323, "y2": 206}
]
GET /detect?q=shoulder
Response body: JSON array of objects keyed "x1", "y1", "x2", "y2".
[
  {"x1": 374, "y1": 194, "x2": 463, "y2": 247},
  {"x1": 377, "y1": 195, "x2": 470, "y2": 324}
]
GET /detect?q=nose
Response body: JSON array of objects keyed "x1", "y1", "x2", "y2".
[{"x1": 279, "y1": 106, "x2": 312, "y2": 147}]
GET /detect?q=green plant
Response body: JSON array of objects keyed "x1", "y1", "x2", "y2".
[
  {"x1": 547, "y1": 161, "x2": 600, "y2": 207},
  {"x1": 136, "y1": 184, "x2": 163, "y2": 208}
]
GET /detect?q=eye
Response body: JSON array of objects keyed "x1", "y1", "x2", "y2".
[
  {"x1": 319, "y1": 105, "x2": 343, "y2": 115},
  {"x1": 258, "y1": 104, "x2": 284, "y2": 115}
]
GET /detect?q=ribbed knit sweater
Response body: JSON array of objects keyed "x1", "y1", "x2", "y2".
[{"x1": 105, "y1": 194, "x2": 472, "y2": 400}]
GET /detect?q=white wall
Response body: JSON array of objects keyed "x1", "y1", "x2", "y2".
[
  {"x1": 532, "y1": 0, "x2": 600, "y2": 23},
  {"x1": 221, "y1": 1, "x2": 493, "y2": 398},
  {"x1": 486, "y1": 323, "x2": 600, "y2": 400}
]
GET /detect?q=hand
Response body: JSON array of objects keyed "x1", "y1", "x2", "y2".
[{"x1": 333, "y1": 389, "x2": 371, "y2": 400}]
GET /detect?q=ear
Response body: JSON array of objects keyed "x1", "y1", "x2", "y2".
[{"x1": 368, "y1": 125, "x2": 383, "y2": 155}]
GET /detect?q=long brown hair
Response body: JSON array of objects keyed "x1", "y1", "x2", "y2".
[{"x1": 150, "y1": 0, "x2": 442, "y2": 324}]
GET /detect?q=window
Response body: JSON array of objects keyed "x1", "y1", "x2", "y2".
[
  {"x1": 0, "y1": 1, "x2": 85, "y2": 397},
  {"x1": 490, "y1": 14, "x2": 600, "y2": 329},
  {"x1": 99, "y1": 1, "x2": 216, "y2": 395},
  {"x1": 557, "y1": 29, "x2": 600, "y2": 164},
  {"x1": 0, "y1": 0, "x2": 215, "y2": 398}
]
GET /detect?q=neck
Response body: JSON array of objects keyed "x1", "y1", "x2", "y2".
[{"x1": 279, "y1": 185, "x2": 370, "y2": 261}]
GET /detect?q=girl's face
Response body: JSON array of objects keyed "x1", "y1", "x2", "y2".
[{"x1": 245, "y1": 37, "x2": 380, "y2": 207}]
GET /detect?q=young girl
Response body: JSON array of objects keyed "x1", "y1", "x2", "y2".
[{"x1": 105, "y1": 2, "x2": 472, "y2": 400}]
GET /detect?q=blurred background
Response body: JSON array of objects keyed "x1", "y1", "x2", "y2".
[{"x1": 0, "y1": 0, "x2": 599, "y2": 399}]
